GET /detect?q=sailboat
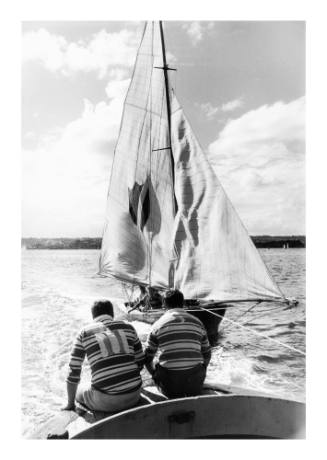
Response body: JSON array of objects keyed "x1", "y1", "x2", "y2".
[
  {"x1": 98, "y1": 21, "x2": 295, "y2": 345},
  {"x1": 41, "y1": 21, "x2": 305, "y2": 440}
]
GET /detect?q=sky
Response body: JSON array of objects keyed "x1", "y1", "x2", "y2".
[{"x1": 22, "y1": 20, "x2": 305, "y2": 237}]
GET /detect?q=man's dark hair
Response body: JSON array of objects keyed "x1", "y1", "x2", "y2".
[
  {"x1": 164, "y1": 289, "x2": 184, "y2": 309},
  {"x1": 91, "y1": 300, "x2": 114, "y2": 319}
]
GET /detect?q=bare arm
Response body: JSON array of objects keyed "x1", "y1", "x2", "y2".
[
  {"x1": 63, "y1": 332, "x2": 85, "y2": 410},
  {"x1": 62, "y1": 382, "x2": 78, "y2": 411}
]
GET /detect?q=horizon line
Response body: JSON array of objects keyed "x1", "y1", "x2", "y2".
[{"x1": 21, "y1": 234, "x2": 306, "y2": 239}]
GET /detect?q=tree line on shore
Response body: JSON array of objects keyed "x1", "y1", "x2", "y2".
[{"x1": 21, "y1": 236, "x2": 306, "y2": 250}]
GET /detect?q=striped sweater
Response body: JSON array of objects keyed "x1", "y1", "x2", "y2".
[
  {"x1": 144, "y1": 308, "x2": 211, "y2": 370},
  {"x1": 67, "y1": 314, "x2": 145, "y2": 394}
]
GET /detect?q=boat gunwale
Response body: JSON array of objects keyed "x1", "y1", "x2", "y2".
[{"x1": 71, "y1": 392, "x2": 305, "y2": 440}]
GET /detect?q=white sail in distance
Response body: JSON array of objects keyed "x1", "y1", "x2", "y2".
[{"x1": 100, "y1": 21, "x2": 285, "y2": 303}]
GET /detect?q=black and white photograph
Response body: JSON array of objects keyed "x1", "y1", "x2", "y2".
[{"x1": 16, "y1": 0, "x2": 312, "y2": 446}]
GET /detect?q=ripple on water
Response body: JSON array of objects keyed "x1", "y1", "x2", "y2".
[{"x1": 256, "y1": 353, "x2": 298, "y2": 363}]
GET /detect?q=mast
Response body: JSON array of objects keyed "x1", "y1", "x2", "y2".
[{"x1": 159, "y1": 21, "x2": 178, "y2": 212}]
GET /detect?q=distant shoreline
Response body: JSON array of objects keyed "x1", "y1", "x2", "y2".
[{"x1": 21, "y1": 236, "x2": 305, "y2": 250}]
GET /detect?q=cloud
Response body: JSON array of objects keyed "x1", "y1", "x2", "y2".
[
  {"x1": 105, "y1": 78, "x2": 130, "y2": 100},
  {"x1": 22, "y1": 28, "x2": 139, "y2": 79},
  {"x1": 198, "y1": 102, "x2": 219, "y2": 119},
  {"x1": 221, "y1": 98, "x2": 244, "y2": 112},
  {"x1": 198, "y1": 98, "x2": 244, "y2": 119},
  {"x1": 182, "y1": 21, "x2": 214, "y2": 46},
  {"x1": 208, "y1": 97, "x2": 305, "y2": 234},
  {"x1": 22, "y1": 79, "x2": 129, "y2": 237},
  {"x1": 22, "y1": 28, "x2": 66, "y2": 72},
  {"x1": 183, "y1": 22, "x2": 203, "y2": 45}
]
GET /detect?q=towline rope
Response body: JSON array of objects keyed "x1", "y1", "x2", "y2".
[
  {"x1": 121, "y1": 283, "x2": 135, "y2": 305},
  {"x1": 198, "y1": 306, "x2": 306, "y2": 357}
]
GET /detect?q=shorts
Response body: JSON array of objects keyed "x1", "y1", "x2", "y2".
[
  {"x1": 76, "y1": 385, "x2": 141, "y2": 413},
  {"x1": 153, "y1": 363, "x2": 206, "y2": 399}
]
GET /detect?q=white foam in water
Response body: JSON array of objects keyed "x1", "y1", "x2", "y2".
[{"x1": 208, "y1": 349, "x2": 253, "y2": 387}]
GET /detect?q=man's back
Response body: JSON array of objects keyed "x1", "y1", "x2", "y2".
[
  {"x1": 67, "y1": 314, "x2": 144, "y2": 394},
  {"x1": 145, "y1": 308, "x2": 211, "y2": 370}
]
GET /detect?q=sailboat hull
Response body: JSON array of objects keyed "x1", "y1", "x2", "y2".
[
  {"x1": 127, "y1": 304, "x2": 227, "y2": 345},
  {"x1": 127, "y1": 309, "x2": 164, "y2": 324},
  {"x1": 188, "y1": 307, "x2": 226, "y2": 345}
]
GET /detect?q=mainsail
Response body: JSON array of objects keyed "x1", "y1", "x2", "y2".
[
  {"x1": 100, "y1": 22, "x2": 176, "y2": 288},
  {"x1": 99, "y1": 21, "x2": 285, "y2": 303}
]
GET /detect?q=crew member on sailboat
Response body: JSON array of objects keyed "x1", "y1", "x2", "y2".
[
  {"x1": 144, "y1": 289, "x2": 211, "y2": 398},
  {"x1": 132, "y1": 286, "x2": 163, "y2": 311},
  {"x1": 63, "y1": 300, "x2": 145, "y2": 413}
]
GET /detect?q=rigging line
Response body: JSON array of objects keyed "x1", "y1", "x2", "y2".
[
  {"x1": 197, "y1": 306, "x2": 306, "y2": 357},
  {"x1": 148, "y1": 21, "x2": 155, "y2": 287},
  {"x1": 220, "y1": 304, "x2": 286, "y2": 333},
  {"x1": 121, "y1": 283, "x2": 131, "y2": 304},
  {"x1": 240, "y1": 305, "x2": 287, "y2": 325},
  {"x1": 221, "y1": 308, "x2": 286, "y2": 332},
  {"x1": 122, "y1": 282, "x2": 135, "y2": 304},
  {"x1": 231, "y1": 301, "x2": 261, "y2": 322},
  {"x1": 186, "y1": 306, "x2": 235, "y2": 312},
  {"x1": 185, "y1": 302, "x2": 267, "y2": 312},
  {"x1": 102, "y1": 271, "x2": 144, "y2": 288},
  {"x1": 187, "y1": 298, "x2": 288, "y2": 311},
  {"x1": 200, "y1": 297, "x2": 287, "y2": 306},
  {"x1": 232, "y1": 302, "x2": 286, "y2": 323},
  {"x1": 218, "y1": 302, "x2": 262, "y2": 333}
]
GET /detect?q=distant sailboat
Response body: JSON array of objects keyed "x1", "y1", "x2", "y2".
[{"x1": 99, "y1": 21, "x2": 292, "y2": 341}]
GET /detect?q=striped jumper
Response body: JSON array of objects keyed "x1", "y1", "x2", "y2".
[
  {"x1": 67, "y1": 314, "x2": 145, "y2": 394},
  {"x1": 144, "y1": 308, "x2": 211, "y2": 370}
]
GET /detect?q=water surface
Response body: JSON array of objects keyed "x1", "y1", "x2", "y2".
[{"x1": 21, "y1": 248, "x2": 305, "y2": 438}]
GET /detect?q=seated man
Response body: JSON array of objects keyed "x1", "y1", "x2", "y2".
[
  {"x1": 125, "y1": 285, "x2": 146, "y2": 308},
  {"x1": 62, "y1": 300, "x2": 145, "y2": 413},
  {"x1": 129, "y1": 285, "x2": 162, "y2": 311},
  {"x1": 143, "y1": 286, "x2": 162, "y2": 311},
  {"x1": 144, "y1": 289, "x2": 211, "y2": 398}
]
